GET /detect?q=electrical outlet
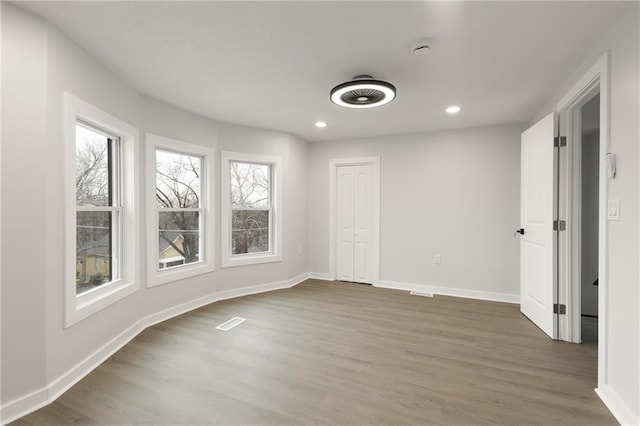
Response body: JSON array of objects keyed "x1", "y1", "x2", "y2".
[{"x1": 434, "y1": 254, "x2": 441, "y2": 265}]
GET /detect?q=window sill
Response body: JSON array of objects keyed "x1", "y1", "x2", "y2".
[
  {"x1": 66, "y1": 280, "x2": 138, "y2": 328},
  {"x1": 147, "y1": 261, "x2": 215, "y2": 288},
  {"x1": 221, "y1": 253, "x2": 282, "y2": 268}
]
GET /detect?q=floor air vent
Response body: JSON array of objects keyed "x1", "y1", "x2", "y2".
[
  {"x1": 410, "y1": 291, "x2": 434, "y2": 298},
  {"x1": 215, "y1": 316, "x2": 246, "y2": 331}
]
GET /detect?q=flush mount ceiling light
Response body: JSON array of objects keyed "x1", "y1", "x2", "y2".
[
  {"x1": 330, "y1": 75, "x2": 396, "y2": 109},
  {"x1": 315, "y1": 121, "x2": 327, "y2": 128},
  {"x1": 446, "y1": 105, "x2": 461, "y2": 114}
]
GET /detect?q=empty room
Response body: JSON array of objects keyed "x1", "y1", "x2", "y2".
[{"x1": 1, "y1": 1, "x2": 639, "y2": 425}]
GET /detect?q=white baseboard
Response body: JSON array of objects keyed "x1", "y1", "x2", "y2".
[
  {"x1": 10, "y1": 273, "x2": 631, "y2": 426},
  {"x1": 304, "y1": 275, "x2": 518, "y2": 304},
  {"x1": 0, "y1": 387, "x2": 48, "y2": 426},
  {"x1": 215, "y1": 273, "x2": 306, "y2": 301},
  {"x1": 1, "y1": 273, "x2": 309, "y2": 425},
  {"x1": 307, "y1": 272, "x2": 332, "y2": 281},
  {"x1": 595, "y1": 385, "x2": 638, "y2": 425},
  {"x1": 376, "y1": 280, "x2": 519, "y2": 304}
]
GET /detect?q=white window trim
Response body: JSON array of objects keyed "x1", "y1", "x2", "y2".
[
  {"x1": 221, "y1": 151, "x2": 283, "y2": 267},
  {"x1": 146, "y1": 133, "x2": 215, "y2": 287},
  {"x1": 64, "y1": 93, "x2": 140, "y2": 328}
]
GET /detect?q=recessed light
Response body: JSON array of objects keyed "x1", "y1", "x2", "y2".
[
  {"x1": 315, "y1": 121, "x2": 327, "y2": 128},
  {"x1": 446, "y1": 106, "x2": 461, "y2": 114}
]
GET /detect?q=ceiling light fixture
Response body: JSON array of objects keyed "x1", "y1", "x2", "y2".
[
  {"x1": 446, "y1": 105, "x2": 461, "y2": 114},
  {"x1": 315, "y1": 121, "x2": 327, "y2": 128},
  {"x1": 330, "y1": 75, "x2": 396, "y2": 109}
]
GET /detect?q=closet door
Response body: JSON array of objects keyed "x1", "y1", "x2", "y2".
[{"x1": 336, "y1": 164, "x2": 373, "y2": 283}]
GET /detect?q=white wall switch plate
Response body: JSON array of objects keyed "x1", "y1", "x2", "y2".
[
  {"x1": 607, "y1": 199, "x2": 620, "y2": 221},
  {"x1": 434, "y1": 254, "x2": 441, "y2": 264}
]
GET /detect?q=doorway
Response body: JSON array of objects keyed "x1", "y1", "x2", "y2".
[
  {"x1": 554, "y1": 56, "x2": 609, "y2": 397},
  {"x1": 329, "y1": 157, "x2": 380, "y2": 285},
  {"x1": 559, "y1": 80, "x2": 606, "y2": 346},
  {"x1": 519, "y1": 52, "x2": 609, "y2": 402},
  {"x1": 579, "y1": 94, "x2": 600, "y2": 346}
]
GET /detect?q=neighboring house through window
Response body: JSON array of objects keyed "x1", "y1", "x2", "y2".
[{"x1": 146, "y1": 134, "x2": 215, "y2": 287}]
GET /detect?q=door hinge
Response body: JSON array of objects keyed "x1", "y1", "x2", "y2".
[
  {"x1": 554, "y1": 136, "x2": 567, "y2": 147},
  {"x1": 553, "y1": 304, "x2": 566, "y2": 315},
  {"x1": 553, "y1": 220, "x2": 566, "y2": 231}
]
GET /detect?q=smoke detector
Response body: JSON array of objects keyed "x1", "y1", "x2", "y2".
[
  {"x1": 410, "y1": 38, "x2": 432, "y2": 56},
  {"x1": 330, "y1": 75, "x2": 396, "y2": 109}
]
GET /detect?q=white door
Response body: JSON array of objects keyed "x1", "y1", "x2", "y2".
[
  {"x1": 520, "y1": 112, "x2": 557, "y2": 339},
  {"x1": 336, "y1": 164, "x2": 374, "y2": 283}
]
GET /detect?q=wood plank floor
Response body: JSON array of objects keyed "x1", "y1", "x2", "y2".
[{"x1": 14, "y1": 279, "x2": 616, "y2": 425}]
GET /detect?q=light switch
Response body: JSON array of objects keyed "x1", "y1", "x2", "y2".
[{"x1": 607, "y1": 199, "x2": 620, "y2": 221}]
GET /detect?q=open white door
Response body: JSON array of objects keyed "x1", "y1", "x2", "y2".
[{"x1": 519, "y1": 112, "x2": 557, "y2": 339}]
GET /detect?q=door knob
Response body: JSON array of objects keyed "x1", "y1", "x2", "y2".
[{"x1": 514, "y1": 228, "x2": 525, "y2": 236}]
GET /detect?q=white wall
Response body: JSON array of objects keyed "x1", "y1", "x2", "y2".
[
  {"x1": 43, "y1": 7, "x2": 143, "y2": 390},
  {"x1": 1, "y1": 3, "x2": 48, "y2": 405},
  {"x1": 1, "y1": 3, "x2": 309, "y2": 420},
  {"x1": 308, "y1": 124, "x2": 524, "y2": 301},
  {"x1": 285, "y1": 134, "x2": 309, "y2": 279},
  {"x1": 602, "y1": 10, "x2": 640, "y2": 420},
  {"x1": 533, "y1": 6, "x2": 639, "y2": 423}
]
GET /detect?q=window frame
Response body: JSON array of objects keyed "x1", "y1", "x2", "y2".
[
  {"x1": 146, "y1": 133, "x2": 215, "y2": 287},
  {"x1": 221, "y1": 151, "x2": 283, "y2": 267},
  {"x1": 65, "y1": 93, "x2": 140, "y2": 327},
  {"x1": 75, "y1": 121, "x2": 122, "y2": 292}
]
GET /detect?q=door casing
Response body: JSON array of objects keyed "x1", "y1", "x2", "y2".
[{"x1": 556, "y1": 52, "x2": 609, "y2": 387}]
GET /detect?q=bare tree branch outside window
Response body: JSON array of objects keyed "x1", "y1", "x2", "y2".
[
  {"x1": 230, "y1": 161, "x2": 271, "y2": 254},
  {"x1": 156, "y1": 150, "x2": 202, "y2": 268},
  {"x1": 75, "y1": 124, "x2": 116, "y2": 294}
]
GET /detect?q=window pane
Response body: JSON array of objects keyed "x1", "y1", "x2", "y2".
[
  {"x1": 159, "y1": 211, "x2": 200, "y2": 268},
  {"x1": 232, "y1": 209, "x2": 269, "y2": 254},
  {"x1": 230, "y1": 162, "x2": 270, "y2": 208},
  {"x1": 76, "y1": 125, "x2": 112, "y2": 207},
  {"x1": 76, "y1": 211, "x2": 113, "y2": 294},
  {"x1": 156, "y1": 150, "x2": 201, "y2": 209}
]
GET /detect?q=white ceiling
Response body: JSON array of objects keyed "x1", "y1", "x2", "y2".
[{"x1": 17, "y1": 1, "x2": 632, "y2": 142}]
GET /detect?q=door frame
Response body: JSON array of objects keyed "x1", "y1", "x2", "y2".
[
  {"x1": 329, "y1": 156, "x2": 380, "y2": 285},
  {"x1": 556, "y1": 52, "x2": 609, "y2": 385}
]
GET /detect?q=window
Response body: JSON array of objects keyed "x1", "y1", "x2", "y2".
[
  {"x1": 146, "y1": 134, "x2": 214, "y2": 287},
  {"x1": 75, "y1": 123, "x2": 121, "y2": 294},
  {"x1": 221, "y1": 151, "x2": 282, "y2": 267},
  {"x1": 65, "y1": 93, "x2": 139, "y2": 327},
  {"x1": 230, "y1": 161, "x2": 271, "y2": 255}
]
